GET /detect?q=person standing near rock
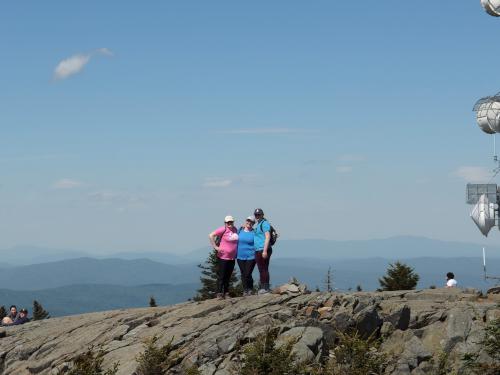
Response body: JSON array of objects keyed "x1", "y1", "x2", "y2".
[
  {"x1": 253, "y1": 208, "x2": 272, "y2": 294},
  {"x1": 209, "y1": 216, "x2": 239, "y2": 299},
  {"x1": 446, "y1": 272, "x2": 457, "y2": 288},
  {"x1": 237, "y1": 216, "x2": 256, "y2": 296}
]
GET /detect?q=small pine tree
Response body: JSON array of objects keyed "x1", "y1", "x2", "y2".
[
  {"x1": 135, "y1": 336, "x2": 176, "y2": 374},
  {"x1": 356, "y1": 284, "x2": 363, "y2": 292},
  {"x1": 239, "y1": 328, "x2": 306, "y2": 375},
  {"x1": 193, "y1": 249, "x2": 242, "y2": 301},
  {"x1": 324, "y1": 266, "x2": 333, "y2": 292},
  {"x1": 0, "y1": 305, "x2": 6, "y2": 319},
  {"x1": 32, "y1": 300, "x2": 50, "y2": 320},
  {"x1": 149, "y1": 296, "x2": 157, "y2": 307},
  {"x1": 67, "y1": 346, "x2": 119, "y2": 375},
  {"x1": 378, "y1": 261, "x2": 419, "y2": 291}
]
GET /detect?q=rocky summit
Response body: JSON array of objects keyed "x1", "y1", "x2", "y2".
[{"x1": 0, "y1": 284, "x2": 499, "y2": 375}]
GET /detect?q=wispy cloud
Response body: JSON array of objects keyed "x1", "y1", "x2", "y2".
[
  {"x1": 53, "y1": 48, "x2": 113, "y2": 80},
  {"x1": 304, "y1": 159, "x2": 332, "y2": 166},
  {"x1": 336, "y1": 166, "x2": 353, "y2": 173},
  {"x1": 202, "y1": 177, "x2": 233, "y2": 188},
  {"x1": 218, "y1": 128, "x2": 313, "y2": 135},
  {"x1": 53, "y1": 178, "x2": 83, "y2": 189},
  {"x1": 88, "y1": 190, "x2": 144, "y2": 204},
  {"x1": 338, "y1": 154, "x2": 365, "y2": 162},
  {"x1": 87, "y1": 190, "x2": 147, "y2": 212},
  {"x1": 453, "y1": 166, "x2": 491, "y2": 182}
]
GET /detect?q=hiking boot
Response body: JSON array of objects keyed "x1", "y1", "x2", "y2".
[
  {"x1": 216, "y1": 293, "x2": 224, "y2": 300},
  {"x1": 224, "y1": 292, "x2": 230, "y2": 299}
]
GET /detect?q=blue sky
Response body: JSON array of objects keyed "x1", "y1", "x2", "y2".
[{"x1": 2, "y1": 1, "x2": 500, "y2": 253}]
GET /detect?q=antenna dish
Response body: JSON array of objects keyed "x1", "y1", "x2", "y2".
[
  {"x1": 471, "y1": 194, "x2": 496, "y2": 236},
  {"x1": 481, "y1": 0, "x2": 500, "y2": 16},
  {"x1": 473, "y1": 93, "x2": 500, "y2": 134}
]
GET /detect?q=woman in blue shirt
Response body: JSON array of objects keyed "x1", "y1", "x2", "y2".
[{"x1": 237, "y1": 217, "x2": 256, "y2": 296}]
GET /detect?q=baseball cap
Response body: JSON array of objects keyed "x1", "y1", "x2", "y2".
[
  {"x1": 254, "y1": 208, "x2": 264, "y2": 215},
  {"x1": 224, "y1": 215, "x2": 235, "y2": 223},
  {"x1": 246, "y1": 216, "x2": 255, "y2": 223}
]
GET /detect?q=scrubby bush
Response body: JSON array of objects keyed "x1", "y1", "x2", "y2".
[
  {"x1": 463, "y1": 318, "x2": 500, "y2": 375},
  {"x1": 135, "y1": 335, "x2": 199, "y2": 375},
  {"x1": 239, "y1": 328, "x2": 305, "y2": 375},
  {"x1": 135, "y1": 336, "x2": 176, "y2": 375},
  {"x1": 64, "y1": 346, "x2": 118, "y2": 375},
  {"x1": 378, "y1": 261, "x2": 419, "y2": 291},
  {"x1": 317, "y1": 330, "x2": 387, "y2": 375}
]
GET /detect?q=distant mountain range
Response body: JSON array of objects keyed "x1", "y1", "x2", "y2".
[
  {"x1": 1, "y1": 255, "x2": 498, "y2": 293},
  {"x1": 0, "y1": 257, "x2": 198, "y2": 290},
  {"x1": 1, "y1": 236, "x2": 499, "y2": 317},
  {"x1": 2, "y1": 236, "x2": 498, "y2": 266},
  {"x1": 0, "y1": 283, "x2": 198, "y2": 317}
]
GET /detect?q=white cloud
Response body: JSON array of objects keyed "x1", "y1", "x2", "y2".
[
  {"x1": 336, "y1": 166, "x2": 353, "y2": 173},
  {"x1": 53, "y1": 178, "x2": 83, "y2": 189},
  {"x1": 202, "y1": 177, "x2": 233, "y2": 188},
  {"x1": 53, "y1": 48, "x2": 113, "y2": 80},
  {"x1": 218, "y1": 128, "x2": 312, "y2": 135},
  {"x1": 454, "y1": 166, "x2": 491, "y2": 182}
]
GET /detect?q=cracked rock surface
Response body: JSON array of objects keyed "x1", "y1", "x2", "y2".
[{"x1": 0, "y1": 287, "x2": 498, "y2": 374}]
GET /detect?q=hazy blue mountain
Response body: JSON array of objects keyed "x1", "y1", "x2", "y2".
[
  {"x1": 0, "y1": 246, "x2": 90, "y2": 265},
  {"x1": 1, "y1": 255, "x2": 499, "y2": 294},
  {"x1": 0, "y1": 258, "x2": 200, "y2": 290},
  {"x1": 270, "y1": 257, "x2": 500, "y2": 292},
  {"x1": 0, "y1": 283, "x2": 198, "y2": 317},
  {"x1": 2, "y1": 237, "x2": 499, "y2": 266},
  {"x1": 185, "y1": 236, "x2": 500, "y2": 263},
  {"x1": 109, "y1": 251, "x2": 192, "y2": 265}
]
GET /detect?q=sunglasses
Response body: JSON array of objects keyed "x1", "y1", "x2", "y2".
[{"x1": 226, "y1": 221, "x2": 234, "y2": 225}]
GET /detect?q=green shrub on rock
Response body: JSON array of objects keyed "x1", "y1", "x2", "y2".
[
  {"x1": 64, "y1": 346, "x2": 118, "y2": 375},
  {"x1": 135, "y1": 336, "x2": 176, "y2": 375},
  {"x1": 239, "y1": 328, "x2": 305, "y2": 375},
  {"x1": 378, "y1": 261, "x2": 419, "y2": 291},
  {"x1": 462, "y1": 318, "x2": 500, "y2": 375},
  {"x1": 317, "y1": 330, "x2": 387, "y2": 375}
]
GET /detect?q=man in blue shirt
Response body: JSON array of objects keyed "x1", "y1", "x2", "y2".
[{"x1": 254, "y1": 208, "x2": 272, "y2": 293}]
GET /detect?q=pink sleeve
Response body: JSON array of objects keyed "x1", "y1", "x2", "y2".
[{"x1": 213, "y1": 226, "x2": 225, "y2": 236}]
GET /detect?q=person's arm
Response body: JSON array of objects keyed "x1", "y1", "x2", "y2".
[
  {"x1": 209, "y1": 232, "x2": 220, "y2": 251},
  {"x1": 262, "y1": 231, "x2": 271, "y2": 258}
]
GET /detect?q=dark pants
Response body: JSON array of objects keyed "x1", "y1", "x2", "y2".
[
  {"x1": 237, "y1": 259, "x2": 256, "y2": 291},
  {"x1": 255, "y1": 248, "x2": 272, "y2": 289},
  {"x1": 217, "y1": 258, "x2": 235, "y2": 294}
]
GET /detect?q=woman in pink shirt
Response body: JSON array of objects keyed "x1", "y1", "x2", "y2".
[{"x1": 208, "y1": 215, "x2": 239, "y2": 299}]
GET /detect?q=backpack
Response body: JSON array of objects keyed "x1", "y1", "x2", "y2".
[{"x1": 259, "y1": 220, "x2": 279, "y2": 247}]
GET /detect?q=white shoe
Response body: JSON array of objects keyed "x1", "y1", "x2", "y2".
[{"x1": 258, "y1": 289, "x2": 269, "y2": 295}]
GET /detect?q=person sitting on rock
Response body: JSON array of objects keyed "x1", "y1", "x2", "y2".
[
  {"x1": 13, "y1": 308, "x2": 29, "y2": 325},
  {"x1": 446, "y1": 272, "x2": 457, "y2": 288},
  {"x1": 1, "y1": 305, "x2": 18, "y2": 325}
]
